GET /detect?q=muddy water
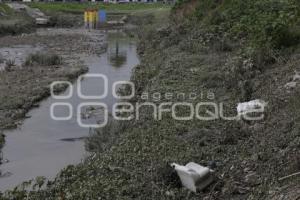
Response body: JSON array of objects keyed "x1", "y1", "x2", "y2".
[{"x1": 0, "y1": 31, "x2": 139, "y2": 191}]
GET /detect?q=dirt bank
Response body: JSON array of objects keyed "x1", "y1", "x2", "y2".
[
  {"x1": 1, "y1": 3, "x2": 83, "y2": 36},
  {"x1": 0, "y1": 3, "x2": 35, "y2": 36}
]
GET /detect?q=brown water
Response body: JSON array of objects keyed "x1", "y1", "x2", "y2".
[{"x1": 0, "y1": 30, "x2": 139, "y2": 191}]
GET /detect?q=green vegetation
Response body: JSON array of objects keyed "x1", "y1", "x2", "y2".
[
  {"x1": 29, "y1": 2, "x2": 170, "y2": 14},
  {"x1": 0, "y1": 3, "x2": 34, "y2": 36},
  {"x1": 25, "y1": 53, "x2": 62, "y2": 66},
  {"x1": 203, "y1": 0, "x2": 299, "y2": 48},
  {"x1": 177, "y1": 0, "x2": 300, "y2": 48},
  {"x1": 0, "y1": 3, "x2": 13, "y2": 16}
]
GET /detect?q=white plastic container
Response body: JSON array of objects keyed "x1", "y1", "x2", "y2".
[
  {"x1": 237, "y1": 99, "x2": 267, "y2": 116},
  {"x1": 171, "y1": 162, "x2": 214, "y2": 192}
]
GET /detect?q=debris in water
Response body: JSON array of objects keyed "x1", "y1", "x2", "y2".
[
  {"x1": 171, "y1": 162, "x2": 214, "y2": 192},
  {"x1": 80, "y1": 106, "x2": 105, "y2": 120},
  {"x1": 60, "y1": 137, "x2": 86, "y2": 142}
]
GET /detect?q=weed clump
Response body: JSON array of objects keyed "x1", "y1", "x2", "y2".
[
  {"x1": 85, "y1": 121, "x2": 126, "y2": 153},
  {"x1": 4, "y1": 59, "x2": 15, "y2": 72},
  {"x1": 25, "y1": 53, "x2": 62, "y2": 66}
]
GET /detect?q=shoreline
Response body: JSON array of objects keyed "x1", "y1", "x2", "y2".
[{"x1": 0, "y1": 28, "x2": 107, "y2": 159}]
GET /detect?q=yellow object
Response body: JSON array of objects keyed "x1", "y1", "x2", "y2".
[
  {"x1": 84, "y1": 9, "x2": 99, "y2": 29},
  {"x1": 89, "y1": 11, "x2": 94, "y2": 22},
  {"x1": 84, "y1": 11, "x2": 88, "y2": 22}
]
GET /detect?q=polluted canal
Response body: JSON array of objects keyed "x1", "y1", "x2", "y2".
[{"x1": 0, "y1": 30, "x2": 139, "y2": 191}]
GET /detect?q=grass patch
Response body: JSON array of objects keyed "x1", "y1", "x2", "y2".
[
  {"x1": 25, "y1": 53, "x2": 62, "y2": 66},
  {"x1": 0, "y1": 3, "x2": 14, "y2": 16},
  {"x1": 28, "y1": 2, "x2": 170, "y2": 14}
]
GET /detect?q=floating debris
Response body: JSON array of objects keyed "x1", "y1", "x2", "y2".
[{"x1": 60, "y1": 137, "x2": 86, "y2": 142}]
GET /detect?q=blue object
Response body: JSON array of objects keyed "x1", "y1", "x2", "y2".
[{"x1": 99, "y1": 10, "x2": 107, "y2": 23}]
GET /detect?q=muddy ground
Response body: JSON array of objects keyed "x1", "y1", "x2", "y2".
[{"x1": 0, "y1": 28, "x2": 106, "y2": 141}]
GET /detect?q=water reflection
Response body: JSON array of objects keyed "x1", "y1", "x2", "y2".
[{"x1": 107, "y1": 33, "x2": 128, "y2": 68}]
